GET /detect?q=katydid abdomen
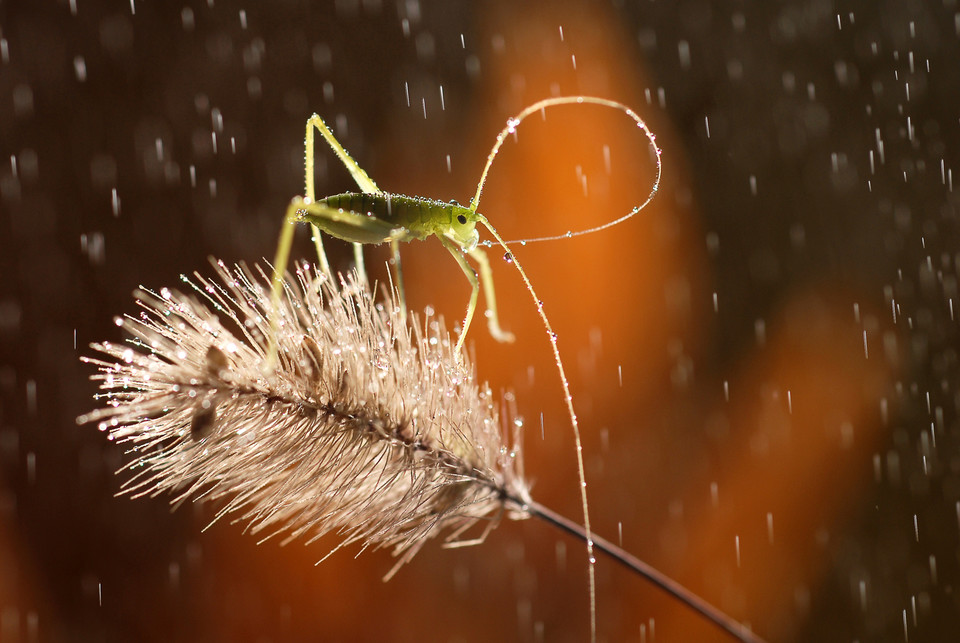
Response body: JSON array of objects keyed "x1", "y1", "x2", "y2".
[{"x1": 315, "y1": 192, "x2": 472, "y2": 243}]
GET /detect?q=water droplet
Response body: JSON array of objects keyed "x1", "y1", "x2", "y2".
[
  {"x1": 506, "y1": 117, "x2": 520, "y2": 134},
  {"x1": 503, "y1": 252, "x2": 513, "y2": 263},
  {"x1": 111, "y1": 188, "x2": 121, "y2": 216},
  {"x1": 73, "y1": 56, "x2": 87, "y2": 82}
]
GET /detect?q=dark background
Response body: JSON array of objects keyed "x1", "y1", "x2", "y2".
[{"x1": 1, "y1": 0, "x2": 958, "y2": 641}]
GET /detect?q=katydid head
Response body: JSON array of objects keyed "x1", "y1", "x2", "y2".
[{"x1": 446, "y1": 201, "x2": 481, "y2": 252}]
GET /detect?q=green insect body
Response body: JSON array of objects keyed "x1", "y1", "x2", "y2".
[
  {"x1": 280, "y1": 187, "x2": 498, "y2": 357},
  {"x1": 306, "y1": 192, "x2": 480, "y2": 251},
  {"x1": 267, "y1": 95, "x2": 661, "y2": 369}
]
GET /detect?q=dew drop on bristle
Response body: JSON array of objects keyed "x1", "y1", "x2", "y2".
[{"x1": 503, "y1": 252, "x2": 513, "y2": 263}]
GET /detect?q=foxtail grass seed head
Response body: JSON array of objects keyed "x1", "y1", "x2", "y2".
[{"x1": 79, "y1": 260, "x2": 531, "y2": 575}]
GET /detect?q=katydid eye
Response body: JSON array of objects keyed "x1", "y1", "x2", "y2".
[{"x1": 457, "y1": 215, "x2": 467, "y2": 225}]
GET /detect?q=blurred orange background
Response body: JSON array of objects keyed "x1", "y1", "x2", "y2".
[{"x1": 1, "y1": 0, "x2": 951, "y2": 642}]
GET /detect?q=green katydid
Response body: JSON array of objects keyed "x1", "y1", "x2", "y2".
[{"x1": 268, "y1": 96, "x2": 660, "y2": 361}]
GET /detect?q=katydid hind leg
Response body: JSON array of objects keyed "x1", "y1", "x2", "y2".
[
  {"x1": 302, "y1": 118, "x2": 333, "y2": 276},
  {"x1": 305, "y1": 114, "x2": 380, "y2": 196},
  {"x1": 305, "y1": 113, "x2": 381, "y2": 283},
  {"x1": 296, "y1": 201, "x2": 398, "y2": 244}
]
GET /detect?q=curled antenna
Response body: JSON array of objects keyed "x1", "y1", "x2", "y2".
[{"x1": 469, "y1": 95, "x2": 662, "y2": 246}]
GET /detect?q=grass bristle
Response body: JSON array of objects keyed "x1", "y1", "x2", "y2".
[{"x1": 78, "y1": 260, "x2": 531, "y2": 576}]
